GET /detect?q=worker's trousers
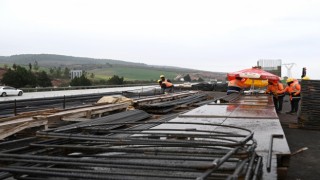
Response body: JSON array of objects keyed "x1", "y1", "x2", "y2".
[
  {"x1": 290, "y1": 97, "x2": 301, "y2": 113},
  {"x1": 273, "y1": 95, "x2": 284, "y2": 112}
]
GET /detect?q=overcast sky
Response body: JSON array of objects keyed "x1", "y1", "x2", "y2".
[{"x1": 1, "y1": 0, "x2": 319, "y2": 79}]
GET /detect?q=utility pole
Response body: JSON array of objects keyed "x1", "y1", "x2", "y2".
[{"x1": 282, "y1": 63, "x2": 296, "y2": 78}]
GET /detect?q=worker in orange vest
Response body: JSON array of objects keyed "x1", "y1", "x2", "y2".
[
  {"x1": 159, "y1": 75, "x2": 174, "y2": 94},
  {"x1": 265, "y1": 80, "x2": 285, "y2": 113},
  {"x1": 227, "y1": 77, "x2": 248, "y2": 95},
  {"x1": 279, "y1": 78, "x2": 301, "y2": 114}
]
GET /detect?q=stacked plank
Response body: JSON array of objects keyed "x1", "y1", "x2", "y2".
[
  {"x1": 299, "y1": 80, "x2": 320, "y2": 129},
  {"x1": 140, "y1": 94, "x2": 207, "y2": 113},
  {"x1": 0, "y1": 103, "x2": 129, "y2": 140}
]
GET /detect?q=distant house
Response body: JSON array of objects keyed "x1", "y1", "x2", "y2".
[{"x1": 70, "y1": 70, "x2": 83, "y2": 79}]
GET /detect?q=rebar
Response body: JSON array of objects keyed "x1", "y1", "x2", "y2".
[{"x1": 0, "y1": 109, "x2": 263, "y2": 180}]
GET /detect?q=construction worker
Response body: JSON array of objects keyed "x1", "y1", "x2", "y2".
[
  {"x1": 302, "y1": 76, "x2": 310, "y2": 80},
  {"x1": 265, "y1": 80, "x2": 285, "y2": 113},
  {"x1": 159, "y1": 75, "x2": 174, "y2": 94},
  {"x1": 227, "y1": 77, "x2": 248, "y2": 95},
  {"x1": 279, "y1": 78, "x2": 301, "y2": 114}
]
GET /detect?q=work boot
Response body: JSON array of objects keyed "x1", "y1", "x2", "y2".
[{"x1": 286, "y1": 111, "x2": 294, "y2": 114}]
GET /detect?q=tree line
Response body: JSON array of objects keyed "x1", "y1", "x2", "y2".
[
  {"x1": 1, "y1": 65, "x2": 52, "y2": 88},
  {"x1": 0, "y1": 64, "x2": 128, "y2": 87},
  {"x1": 2, "y1": 63, "x2": 200, "y2": 88}
]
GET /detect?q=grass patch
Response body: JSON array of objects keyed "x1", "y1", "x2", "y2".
[{"x1": 89, "y1": 66, "x2": 179, "y2": 81}]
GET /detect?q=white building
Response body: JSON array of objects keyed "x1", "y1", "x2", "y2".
[{"x1": 70, "y1": 70, "x2": 83, "y2": 79}]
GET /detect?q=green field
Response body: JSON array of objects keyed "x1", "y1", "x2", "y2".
[{"x1": 89, "y1": 66, "x2": 179, "y2": 81}]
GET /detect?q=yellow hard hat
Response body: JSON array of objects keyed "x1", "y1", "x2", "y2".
[
  {"x1": 286, "y1": 78, "x2": 294, "y2": 83},
  {"x1": 302, "y1": 76, "x2": 310, "y2": 80},
  {"x1": 157, "y1": 80, "x2": 161, "y2": 83},
  {"x1": 160, "y1": 75, "x2": 165, "y2": 78}
]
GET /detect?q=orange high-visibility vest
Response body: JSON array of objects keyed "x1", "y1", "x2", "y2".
[
  {"x1": 266, "y1": 82, "x2": 284, "y2": 95},
  {"x1": 281, "y1": 81, "x2": 301, "y2": 100},
  {"x1": 228, "y1": 79, "x2": 245, "y2": 88},
  {"x1": 162, "y1": 80, "x2": 173, "y2": 88}
]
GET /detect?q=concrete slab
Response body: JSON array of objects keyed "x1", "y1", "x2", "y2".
[
  {"x1": 223, "y1": 118, "x2": 290, "y2": 153},
  {"x1": 179, "y1": 104, "x2": 233, "y2": 118},
  {"x1": 164, "y1": 94, "x2": 290, "y2": 179},
  {"x1": 230, "y1": 106, "x2": 278, "y2": 119},
  {"x1": 151, "y1": 117, "x2": 226, "y2": 132}
]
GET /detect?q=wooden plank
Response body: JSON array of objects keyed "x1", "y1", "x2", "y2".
[
  {"x1": 0, "y1": 117, "x2": 34, "y2": 127},
  {"x1": 61, "y1": 117, "x2": 91, "y2": 122},
  {"x1": 134, "y1": 91, "x2": 198, "y2": 106},
  {"x1": 86, "y1": 110, "x2": 92, "y2": 118},
  {"x1": 45, "y1": 103, "x2": 129, "y2": 119},
  {"x1": 0, "y1": 120, "x2": 47, "y2": 140},
  {"x1": 0, "y1": 109, "x2": 58, "y2": 122},
  {"x1": 0, "y1": 103, "x2": 129, "y2": 138}
]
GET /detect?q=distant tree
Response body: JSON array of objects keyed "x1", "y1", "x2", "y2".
[
  {"x1": 107, "y1": 75, "x2": 124, "y2": 85},
  {"x1": 63, "y1": 67, "x2": 70, "y2": 78},
  {"x1": 1, "y1": 69, "x2": 16, "y2": 86},
  {"x1": 83, "y1": 70, "x2": 88, "y2": 77},
  {"x1": 2, "y1": 65, "x2": 36, "y2": 88},
  {"x1": 49, "y1": 68, "x2": 54, "y2": 75},
  {"x1": 36, "y1": 71, "x2": 52, "y2": 87},
  {"x1": 28, "y1": 63, "x2": 32, "y2": 71},
  {"x1": 183, "y1": 74, "x2": 191, "y2": 82},
  {"x1": 198, "y1": 77, "x2": 204, "y2": 82},
  {"x1": 33, "y1": 61, "x2": 39, "y2": 71},
  {"x1": 100, "y1": 79, "x2": 107, "y2": 84},
  {"x1": 70, "y1": 75, "x2": 92, "y2": 86},
  {"x1": 70, "y1": 76, "x2": 80, "y2": 86},
  {"x1": 57, "y1": 67, "x2": 62, "y2": 78},
  {"x1": 12, "y1": 63, "x2": 17, "y2": 70},
  {"x1": 79, "y1": 75, "x2": 92, "y2": 86},
  {"x1": 90, "y1": 73, "x2": 95, "y2": 79}
]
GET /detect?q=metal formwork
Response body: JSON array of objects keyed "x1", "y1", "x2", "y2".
[{"x1": 177, "y1": 94, "x2": 290, "y2": 179}]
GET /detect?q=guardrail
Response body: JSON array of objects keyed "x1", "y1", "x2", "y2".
[{"x1": 20, "y1": 83, "x2": 158, "y2": 92}]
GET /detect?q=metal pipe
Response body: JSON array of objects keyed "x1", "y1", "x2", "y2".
[
  {"x1": 244, "y1": 153, "x2": 257, "y2": 180},
  {"x1": 267, "y1": 134, "x2": 283, "y2": 172},
  {"x1": 252, "y1": 156, "x2": 263, "y2": 180}
]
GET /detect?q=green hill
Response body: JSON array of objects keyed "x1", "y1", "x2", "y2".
[
  {"x1": 0, "y1": 54, "x2": 147, "y2": 66},
  {"x1": 0, "y1": 54, "x2": 226, "y2": 81}
]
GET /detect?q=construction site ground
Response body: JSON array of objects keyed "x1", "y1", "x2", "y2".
[
  {"x1": 279, "y1": 96, "x2": 320, "y2": 180},
  {"x1": 1, "y1": 90, "x2": 319, "y2": 179}
]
